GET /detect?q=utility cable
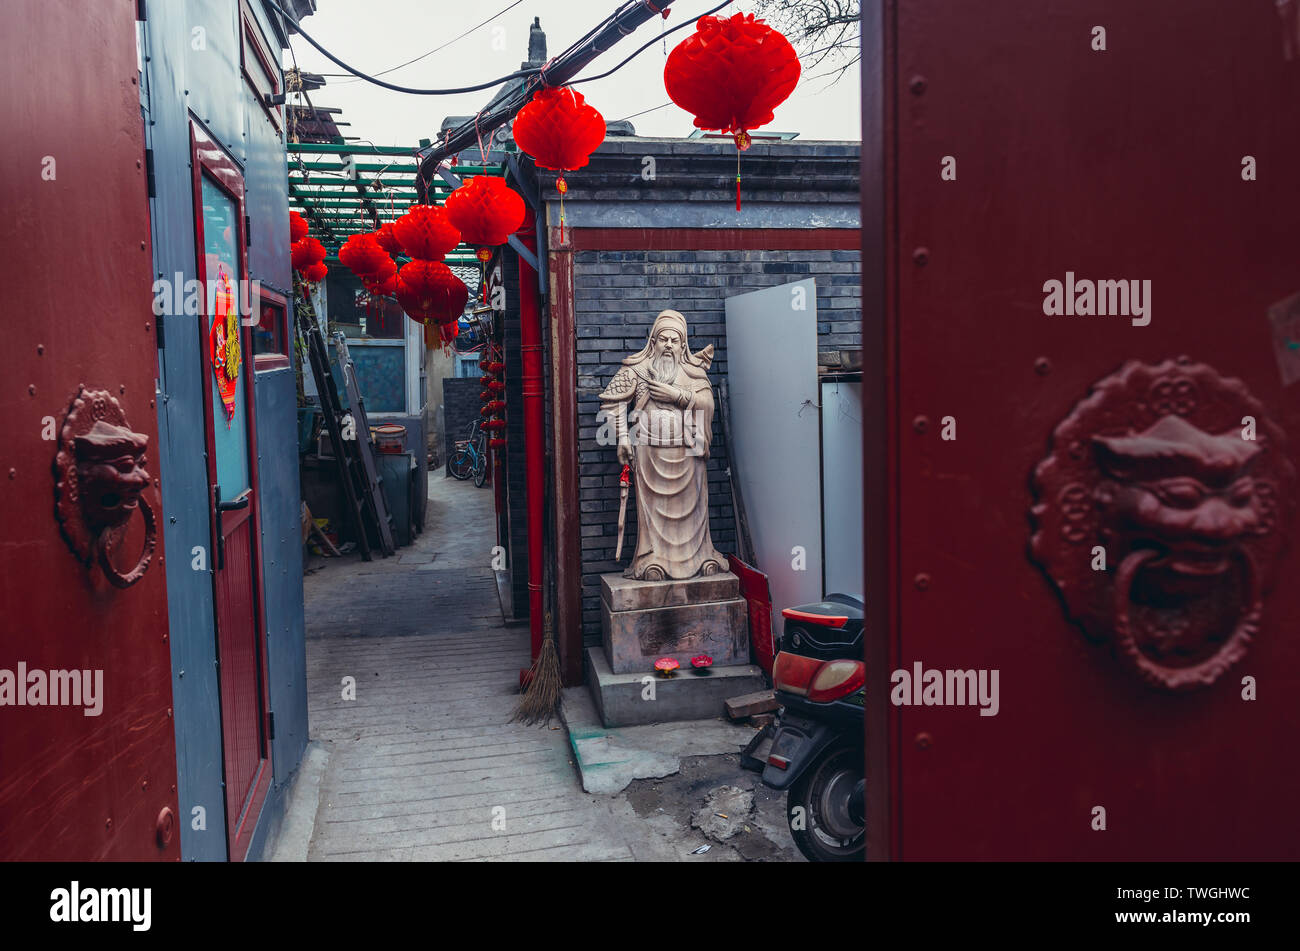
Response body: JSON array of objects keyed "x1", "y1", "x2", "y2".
[
  {"x1": 566, "y1": 0, "x2": 733, "y2": 85},
  {"x1": 268, "y1": 0, "x2": 541, "y2": 95},
  {"x1": 321, "y1": 0, "x2": 527, "y2": 84}
]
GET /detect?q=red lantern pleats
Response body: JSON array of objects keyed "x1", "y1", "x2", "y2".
[
  {"x1": 513, "y1": 87, "x2": 606, "y2": 172},
  {"x1": 289, "y1": 210, "x2": 309, "y2": 243},
  {"x1": 302, "y1": 261, "x2": 328, "y2": 284},
  {"x1": 445, "y1": 176, "x2": 526, "y2": 248},
  {"x1": 665, "y1": 13, "x2": 800, "y2": 209},
  {"x1": 512, "y1": 86, "x2": 605, "y2": 240},
  {"x1": 375, "y1": 222, "x2": 404, "y2": 256},
  {"x1": 338, "y1": 233, "x2": 390, "y2": 280},
  {"x1": 396, "y1": 260, "x2": 468, "y2": 326},
  {"x1": 291, "y1": 236, "x2": 326, "y2": 272},
  {"x1": 361, "y1": 257, "x2": 397, "y2": 295},
  {"x1": 391, "y1": 204, "x2": 460, "y2": 262}
]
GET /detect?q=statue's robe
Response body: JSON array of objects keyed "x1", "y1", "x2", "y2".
[{"x1": 600, "y1": 362, "x2": 726, "y2": 581}]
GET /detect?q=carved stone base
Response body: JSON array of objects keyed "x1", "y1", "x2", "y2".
[{"x1": 600, "y1": 571, "x2": 750, "y2": 674}]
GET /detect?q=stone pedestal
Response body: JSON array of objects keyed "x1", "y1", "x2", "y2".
[{"x1": 600, "y1": 571, "x2": 750, "y2": 674}]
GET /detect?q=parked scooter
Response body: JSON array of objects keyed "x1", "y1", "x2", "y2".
[{"x1": 760, "y1": 594, "x2": 865, "y2": 862}]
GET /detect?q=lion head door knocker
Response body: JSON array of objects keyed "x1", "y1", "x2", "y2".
[
  {"x1": 1030, "y1": 358, "x2": 1295, "y2": 691},
  {"x1": 54, "y1": 386, "x2": 158, "y2": 588}
]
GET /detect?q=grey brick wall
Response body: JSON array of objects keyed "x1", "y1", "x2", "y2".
[
  {"x1": 441, "y1": 377, "x2": 483, "y2": 470},
  {"x1": 574, "y1": 248, "x2": 862, "y2": 645}
]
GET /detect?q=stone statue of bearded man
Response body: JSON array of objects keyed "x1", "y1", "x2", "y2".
[{"x1": 599, "y1": 310, "x2": 727, "y2": 581}]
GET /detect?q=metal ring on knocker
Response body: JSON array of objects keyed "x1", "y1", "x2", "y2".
[
  {"x1": 94, "y1": 495, "x2": 157, "y2": 589},
  {"x1": 1112, "y1": 548, "x2": 1259, "y2": 692}
]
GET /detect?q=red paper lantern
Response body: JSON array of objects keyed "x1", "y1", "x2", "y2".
[
  {"x1": 339, "y1": 233, "x2": 390, "y2": 280},
  {"x1": 375, "y1": 222, "x2": 404, "y2": 256},
  {"x1": 479, "y1": 389, "x2": 492, "y2": 401},
  {"x1": 487, "y1": 380, "x2": 505, "y2": 393},
  {"x1": 512, "y1": 87, "x2": 606, "y2": 173},
  {"x1": 302, "y1": 262, "x2": 328, "y2": 283},
  {"x1": 289, "y1": 210, "x2": 309, "y2": 243},
  {"x1": 482, "y1": 418, "x2": 506, "y2": 431},
  {"x1": 291, "y1": 236, "x2": 326, "y2": 272},
  {"x1": 391, "y1": 204, "x2": 460, "y2": 261},
  {"x1": 361, "y1": 256, "x2": 397, "y2": 294},
  {"x1": 664, "y1": 13, "x2": 800, "y2": 147},
  {"x1": 445, "y1": 176, "x2": 526, "y2": 248},
  {"x1": 395, "y1": 260, "x2": 468, "y2": 325},
  {"x1": 489, "y1": 438, "x2": 506, "y2": 450}
]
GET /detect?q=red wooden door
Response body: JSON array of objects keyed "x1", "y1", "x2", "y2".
[
  {"x1": 190, "y1": 123, "x2": 272, "y2": 861},
  {"x1": 0, "y1": 0, "x2": 180, "y2": 860},
  {"x1": 873, "y1": 0, "x2": 1300, "y2": 859}
]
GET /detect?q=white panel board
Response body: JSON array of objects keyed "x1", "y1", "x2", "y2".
[
  {"x1": 820, "y1": 380, "x2": 864, "y2": 596},
  {"x1": 724, "y1": 279, "x2": 822, "y2": 635}
]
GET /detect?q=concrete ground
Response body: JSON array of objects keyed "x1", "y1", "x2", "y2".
[{"x1": 276, "y1": 470, "x2": 798, "y2": 862}]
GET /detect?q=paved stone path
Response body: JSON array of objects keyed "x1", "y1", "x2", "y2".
[
  {"x1": 303, "y1": 473, "x2": 637, "y2": 861},
  {"x1": 298, "y1": 472, "x2": 796, "y2": 861}
]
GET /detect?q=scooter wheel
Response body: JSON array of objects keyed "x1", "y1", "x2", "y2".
[{"x1": 787, "y1": 740, "x2": 865, "y2": 862}]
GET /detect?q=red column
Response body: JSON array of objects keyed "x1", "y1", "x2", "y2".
[{"x1": 517, "y1": 207, "x2": 545, "y2": 670}]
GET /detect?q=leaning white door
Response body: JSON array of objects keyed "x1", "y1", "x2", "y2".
[{"x1": 724, "y1": 279, "x2": 822, "y2": 637}]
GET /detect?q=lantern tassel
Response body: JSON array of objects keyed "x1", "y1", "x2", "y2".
[{"x1": 736, "y1": 148, "x2": 742, "y2": 212}]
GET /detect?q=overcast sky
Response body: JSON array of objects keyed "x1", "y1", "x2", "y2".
[{"x1": 284, "y1": 0, "x2": 861, "y2": 149}]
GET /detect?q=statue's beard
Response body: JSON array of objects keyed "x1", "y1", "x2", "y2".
[{"x1": 650, "y1": 351, "x2": 679, "y2": 383}]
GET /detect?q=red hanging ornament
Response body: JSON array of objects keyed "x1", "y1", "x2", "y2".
[
  {"x1": 482, "y1": 418, "x2": 506, "y2": 431},
  {"x1": 489, "y1": 438, "x2": 506, "y2": 450},
  {"x1": 441, "y1": 320, "x2": 459, "y2": 342},
  {"x1": 395, "y1": 260, "x2": 468, "y2": 325},
  {"x1": 445, "y1": 176, "x2": 526, "y2": 248},
  {"x1": 664, "y1": 12, "x2": 800, "y2": 210},
  {"x1": 487, "y1": 380, "x2": 505, "y2": 393},
  {"x1": 391, "y1": 204, "x2": 461, "y2": 261},
  {"x1": 302, "y1": 262, "x2": 328, "y2": 284},
  {"x1": 512, "y1": 86, "x2": 606, "y2": 172},
  {"x1": 360, "y1": 256, "x2": 397, "y2": 294},
  {"x1": 289, "y1": 210, "x2": 309, "y2": 243},
  {"x1": 291, "y1": 236, "x2": 326, "y2": 272},
  {"x1": 339, "y1": 233, "x2": 390, "y2": 280},
  {"x1": 375, "y1": 222, "x2": 404, "y2": 256},
  {"x1": 665, "y1": 13, "x2": 800, "y2": 144},
  {"x1": 512, "y1": 86, "x2": 605, "y2": 241}
]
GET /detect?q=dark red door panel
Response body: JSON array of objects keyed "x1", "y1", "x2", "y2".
[
  {"x1": 0, "y1": 0, "x2": 180, "y2": 860},
  {"x1": 884, "y1": 0, "x2": 1300, "y2": 859}
]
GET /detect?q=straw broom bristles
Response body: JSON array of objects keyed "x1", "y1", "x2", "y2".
[{"x1": 513, "y1": 611, "x2": 563, "y2": 725}]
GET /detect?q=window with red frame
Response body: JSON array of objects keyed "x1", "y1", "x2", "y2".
[{"x1": 253, "y1": 289, "x2": 289, "y2": 371}]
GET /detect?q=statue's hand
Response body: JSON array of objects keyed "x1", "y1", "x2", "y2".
[
  {"x1": 617, "y1": 440, "x2": 635, "y2": 466},
  {"x1": 647, "y1": 380, "x2": 677, "y2": 403}
]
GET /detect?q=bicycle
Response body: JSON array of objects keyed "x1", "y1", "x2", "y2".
[{"x1": 448, "y1": 418, "x2": 489, "y2": 486}]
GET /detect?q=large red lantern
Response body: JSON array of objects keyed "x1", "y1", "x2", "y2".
[
  {"x1": 302, "y1": 262, "x2": 328, "y2": 284},
  {"x1": 291, "y1": 236, "x2": 326, "y2": 272},
  {"x1": 513, "y1": 87, "x2": 606, "y2": 173},
  {"x1": 512, "y1": 86, "x2": 605, "y2": 239},
  {"x1": 338, "y1": 233, "x2": 390, "y2": 280},
  {"x1": 391, "y1": 204, "x2": 460, "y2": 261},
  {"x1": 375, "y1": 222, "x2": 403, "y2": 256},
  {"x1": 445, "y1": 176, "x2": 526, "y2": 248},
  {"x1": 665, "y1": 12, "x2": 801, "y2": 208},
  {"x1": 396, "y1": 260, "x2": 468, "y2": 325},
  {"x1": 289, "y1": 210, "x2": 309, "y2": 243},
  {"x1": 361, "y1": 256, "x2": 397, "y2": 295}
]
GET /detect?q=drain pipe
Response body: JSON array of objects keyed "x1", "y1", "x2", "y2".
[{"x1": 517, "y1": 206, "x2": 545, "y2": 674}]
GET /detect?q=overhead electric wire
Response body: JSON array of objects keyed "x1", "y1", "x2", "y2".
[
  {"x1": 268, "y1": 0, "x2": 540, "y2": 95},
  {"x1": 321, "y1": 0, "x2": 527, "y2": 84},
  {"x1": 566, "y1": 0, "x2": 733, "y2": 86}
]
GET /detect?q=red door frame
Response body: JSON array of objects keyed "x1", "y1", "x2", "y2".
[{"x1": 189, "y1": 119, "x2": 274, "y2": 862}]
